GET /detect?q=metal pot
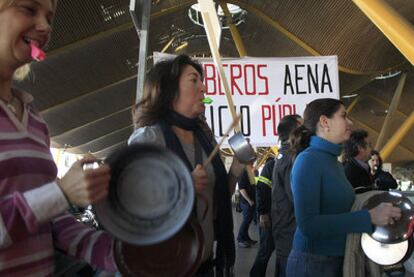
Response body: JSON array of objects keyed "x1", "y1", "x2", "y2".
[
  {"x1": 228, "y1": 132, "x2": 257, "y2": 164},
  {"x1": 94, "y1": 143, "x2": 195, "y2": 246},
  {"x1": 361, "y1": 233, "x2": 413, "y2": 266},
  {"x1": 114, "y1": 216, "x2": 204, "y2": 277},
  {"x1": 363, "y1": 191, "x2": 414, "y2": 244}
]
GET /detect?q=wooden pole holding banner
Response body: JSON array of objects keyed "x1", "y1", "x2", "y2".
[
  {"x1": 198, "y1": 0, "x2": 256, "y2": 184},
  {"x1": 204, "y1": 115, "x2": 241, "y2": 167},
  {"x1": 202, "y1": 14, "x2": 239, "y2": 130}
]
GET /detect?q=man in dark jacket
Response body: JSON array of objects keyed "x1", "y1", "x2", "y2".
[
  {"x1": 343, "y1": 129, "x2": 373, "y2": 193},
  {"x1": 250, "y1": 157, "x2": 275, "y2": 277},
  {"x1": 270, "y1": 114, "x2": 303, "y2": 277}
]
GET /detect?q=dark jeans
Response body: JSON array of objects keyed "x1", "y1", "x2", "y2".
[
  {"x1": 237, "y1": 201, "x2": 255, "y2": 242},
  {"x1": 286, "y1": 249, "x2": 343, "y2": 277},
  {"x1": 250, "y1": 226, "x2": 274, "y2": 277}
]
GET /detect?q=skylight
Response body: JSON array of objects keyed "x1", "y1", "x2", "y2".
[{"x1": 188, "y1": 3, "x2": 247, "y2": 29}]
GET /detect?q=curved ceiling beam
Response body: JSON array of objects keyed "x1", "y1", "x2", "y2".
[
  {"x1": 47, "y1": 1, "x2": 197, "y2": 57},
  {"x1": 40, "y1": 75, "x2": 136, "y2": 113},
  {"x1": 219, "y1": 1, "x2": 247, "y2": 57},
  {"x1": 353, "y1": 0, "x2": 414, "y2": 65},
  {"x1": 226, "y1": 0, "x2": 407, "y2": 75},
  {"x1": 380, "y1": 111, "x2": 414, "y2": 161},
  {"x1": 375, "y1": 72, "x2": 406, "y2": 150},
  {"x1": 91, "y1": 140, "x2": 126, "y2": 157},
  {"x1": 47, "y1": 0, "x2": 406, "y2": 75},
  {"x1": 67, "y1": 124, "x2": 133, "y2": 150},
  {"x1": 51, "y1": 106, "x2": 131, "y2": 139}
]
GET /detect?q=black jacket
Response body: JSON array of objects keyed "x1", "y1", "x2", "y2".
[
  {"x1": 238, "y1": 169, "x2": 257, "y2": 205},
  {"x1": 271, "y1": 143, "x2": 296, "y2": 258},
  {"x1": 256, "y1": 159, "x2": 274, "y2": 216},
  {"x1": 373, "y1": 169, "x2": 398, "y2": 190},
  {"x1": 343, "y1": 157, "x2": 373, "y2": 193}
]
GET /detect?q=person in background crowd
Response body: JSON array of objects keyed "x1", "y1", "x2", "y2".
[
  {"x1": 128, "y1": 54, "x2": 245, "y2": 276},
  {"x1": 270, "y1": 114, "x2": 303, "y2": 277},
  {"x1": 286, "y1": 98, "x2": 401, "y2": 277},
  {"x1": 343, "y1": 129, "x2": 373, "y2": 193},
  {"x1": 250, "y1": 157, "x2": 274, "y2": 277},
  {"x1": 369, "y1": 150, "x2": 398, "y2": 191},
  {"x1": 237, "y1": 165, "x2": 258, "y2": 248},
  {"x1": 0, "y1": 0, "x2": 117, "y2": 275}
]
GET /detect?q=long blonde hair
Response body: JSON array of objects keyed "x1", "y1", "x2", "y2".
[{"x1": 0, "y1": 0, "x2": 58, "y2": 80}]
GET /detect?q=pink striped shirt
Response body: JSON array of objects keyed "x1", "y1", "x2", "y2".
[{"x1": 0, "y1": 90, "x2": 117, "y2": 276}]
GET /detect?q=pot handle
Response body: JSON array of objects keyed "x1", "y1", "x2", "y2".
[{"x1": 407, "y1": 218, "x2": 414, "y2": 237}]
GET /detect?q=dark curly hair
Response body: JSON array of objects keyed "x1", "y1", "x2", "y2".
[
  {"x1": 370, "y1": 150, "x2": 383, "y2": 169},
  {"x1": 132, "y1": 55, "x2": 203, "y2": 128},
  {"x1": 342, "y1": 129, "x2": 368, "y2": 162}
]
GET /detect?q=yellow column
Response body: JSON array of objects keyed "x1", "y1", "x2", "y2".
[
  {"x1": 219, "y1": 1, "x2": 248, "y2": 57},
  {"x1": 375, "y1": 73, "x2": 406, "y2": 150},
  {"x1": 346, "y1": 96, "x2": 360, "y2": 114},
  {"x1": 161, "y1": 37, "x2": 175, "y2": 53},
  {"x1": 352, "y1": 0, "x2": 414, "y2": 65},
  {"x1": 380, "y1": 111, "x2": 414, "y2": 161}
]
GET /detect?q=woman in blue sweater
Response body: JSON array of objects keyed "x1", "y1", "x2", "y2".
[{"x1": 286, "y1": 98, "x2": 401, "y2": 277}]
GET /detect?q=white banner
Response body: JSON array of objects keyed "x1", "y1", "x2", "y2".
[{"x1": 153, "y1": 53, "x2": 340, "y2": 147}]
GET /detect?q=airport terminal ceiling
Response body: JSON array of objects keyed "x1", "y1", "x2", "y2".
[{"x1": 14, "y1": 0, "x2": 414, "y2": 164}]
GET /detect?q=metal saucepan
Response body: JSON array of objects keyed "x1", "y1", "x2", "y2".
[
  {"x1": 361, "y1": 233, "x2": 413, "y2": 266},
  {"x1": 114, "y1": 216, "x2": 204, "y2": 277},
  {"x1": 228, "y1": 132, "x2": 257, "y2": 164},
  {"x1": 94, "y1": 143, "x2": 195, "y2": 246},
  {"x1": 363, "y1": 191, "x2": 414, "y2": 244}
]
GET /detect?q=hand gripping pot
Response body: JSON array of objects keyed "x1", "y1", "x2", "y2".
[
  {"x1": 94, "y1": 144, "x2": 195, "y2": 246},
  {"x1": 363, "y1": 191, "x2": 414, "y2": 244}
]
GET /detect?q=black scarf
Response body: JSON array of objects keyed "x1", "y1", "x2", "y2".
[{"x1": 158, "y1": 110, "x2": 235, "y2": 271}]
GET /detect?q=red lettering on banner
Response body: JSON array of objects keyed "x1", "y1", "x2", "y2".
[
  {"x1": 230, "y1": 64, "x2": 243, "y2": 95},
  {"x1": 201, "y1": 63, "x2": 269, "y2": 96},
  {"x1": 244, "y1": 64, "x2": 256, "y2": 95},
  {"x1": 261, "y1": 105, "x2": 272, "y2": 136},
  {"x1": 261, "y1": 103, "x2": 297, "y2": 137},
  {"x1": 258, "y1": 65, "x2": 269, "y2": 95},
  {"x1": 204, "y1": 64, "x2": 216, "y2": 95}
]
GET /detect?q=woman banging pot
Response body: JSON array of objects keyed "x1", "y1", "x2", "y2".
[{"x1": 128, "y1": 54, "x2": 245, "y2": 276}]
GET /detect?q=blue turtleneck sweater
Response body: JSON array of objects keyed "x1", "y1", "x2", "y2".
[{"x1": 291, "y1": 136, "x2": 372, "y2": 256}]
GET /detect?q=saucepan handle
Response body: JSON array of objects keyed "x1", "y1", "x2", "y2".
[{"x1": 407, "y1": 217, "x2": 414, "y2": 237}]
